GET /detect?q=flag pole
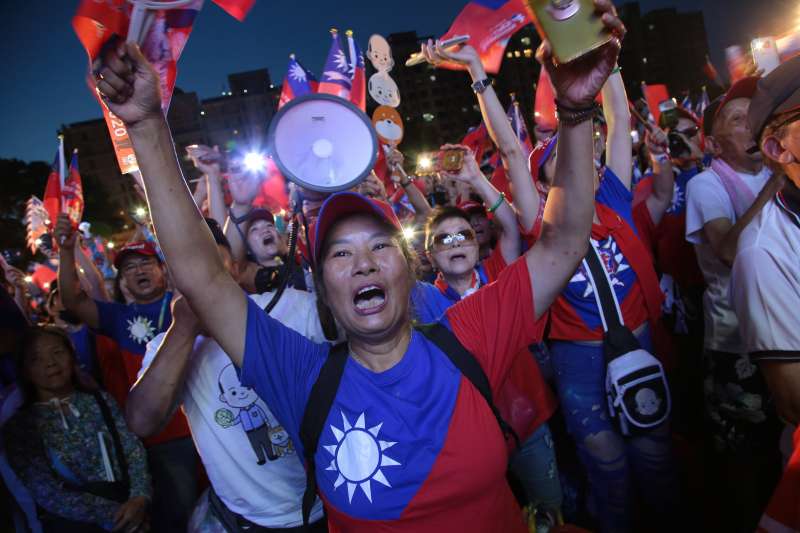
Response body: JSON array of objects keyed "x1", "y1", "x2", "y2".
[{"x1": 58, "y1": 134, "x2": 67, "y2": 212}]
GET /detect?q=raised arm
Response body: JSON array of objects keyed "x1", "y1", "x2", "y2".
[
  {"x1": 643, "y1": 126, "x2": 674, "y2": 225},
  {"x1": 441, "y1": 145, "x2": 521, "y2": 264},
  {"x1": 190, "y1": 145, "x2": 227, "y2": 225},
  {"x1": 95, "y1": 42, "x2": 247, "y2": 364},
  {"x1": 601, "y1": 70, "x2": 632, "y2": 188},
  {"x1": 74, "y1": 239, "x2": 110, "y2": 301},
  {"x1": 386, "y1": 146, "x2": 432, "y2": 225},
  {"x1": 54, "y1": 213, "x2": 99, "y2": 329},
  {"x1": 526, "y1": 0, "x2": 624, "y2": 319},
  {"x1": 127, "y1": 296, "x2": 199, "y2": 438},
  {"x1": 422, "y1": 43, "x2": 540, "y2": 233}
]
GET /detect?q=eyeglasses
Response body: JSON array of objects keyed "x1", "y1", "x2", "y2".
[
  {"x1": 121, "y1": 258, "x2": 159, "y2": 274},
  {"x1": 676, "y1": 126, "x2": 700, "y2": 138},
  {"x1": 430, "y1": 229, "x2": 476, "y2": 249}
]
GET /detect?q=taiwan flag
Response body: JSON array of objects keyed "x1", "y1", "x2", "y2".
[
  {"x1": 461, "y1": 123, "x2": 492, "y2": 166},
  {"x1": 642, "y1": 83, "x2": 670, "y2": 125},
  {"x1": 534, "y1": 67, "x2": 557, "y2": 132},
  {"x1": 318, "y1": 30, "x2": 352, "y2": 100},
  {"x1": 348, "y1": 32, "x2": 367, "y2": 111},
  {"x1": 441, "y1": 0, "x2": 531, "y2": 74},
  {"x1": 63, "y1": 150, "x2": 85, "y2": 228},
  {"x1": 43, "y1": 152, "x2": 62, "y2": 231},
  {"x1": 279, "y1": 54, "x2": 317, "y2": 109}
]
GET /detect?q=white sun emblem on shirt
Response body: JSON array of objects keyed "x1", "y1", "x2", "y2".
[
  {"x1": 667, "y1": 183, "x2": 684, "y2": 214},
  {"x1": 569, "y1": 238, "x2": 630, "y2": 298},
  {"x1": 323, "y1": 411, "x2": 400, "y2": 504},
  {"x1": 127, "y1": 315, "x2": 156, "y2": 344}
]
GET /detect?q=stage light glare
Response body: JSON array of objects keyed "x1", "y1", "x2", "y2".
[
  {"x1": 24, "y1": 276, "x2": 33, "y2": 283},
  {"x1": 402, "y1": 226, "x2": 416, "y2": 242},
  {"x1": 134, "y1": 206, "x2": 147, "y2": 218},
  {"x1": 244, "y1": 152, "x2": 266, "y2": 173},
  {"x1": 418, "y1": 156, "x2": 432, "y2": 170}
]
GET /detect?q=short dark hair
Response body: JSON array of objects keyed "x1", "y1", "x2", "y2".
[{"x1": 424, "y1": 206, "x2": 471, "y2": 249}]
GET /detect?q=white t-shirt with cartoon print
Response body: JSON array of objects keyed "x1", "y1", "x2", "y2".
[{"x1": 141, "y1": 289, "x2": 326, "y2": 527}]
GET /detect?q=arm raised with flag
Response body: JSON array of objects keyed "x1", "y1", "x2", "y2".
[{"x1": 94, "y1": 42, "x2": 248, "y2": 364}]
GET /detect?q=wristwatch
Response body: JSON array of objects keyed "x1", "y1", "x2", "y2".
[{"x1": 471, "y1": 78, "x2": 493, "y2": 94}]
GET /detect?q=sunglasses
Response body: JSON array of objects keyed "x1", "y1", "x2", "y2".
[
  {"x1": 430, "y1": 229, "x2": 476, "y2": 249},
  {"x1": 676, "y1": 126, "x2": 700, "y2": 138}
]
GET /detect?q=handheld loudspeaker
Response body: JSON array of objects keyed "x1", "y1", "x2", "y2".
[{"x1": 267, "y1": 94, "x2": 378, "y2": 193}]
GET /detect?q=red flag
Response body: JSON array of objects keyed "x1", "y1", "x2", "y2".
[
  {"x1": 73, "y1": 1, "x2": 203, "y2": 174},
  {"x1": 43, "y1": 152, "x2": 61, "y2": 230},
  {"x1": 441, "y1": 0, "x2": 531, "y2": 74},
  {"x1": 212, "y1": 0, "x2": 255, "y2": 21},
  {"x1": 726, "y1": 45, "x2": 750, "y2": 84},
  {"x1": 253, "y1": 158, "x2": 290, "y2": 212},
  {"x1": 461, "y1": 123, "x2": 492, "y2": 165},
  {"x1": 534, "y1": 68, "x2": 557, "y2": 132},
  {"x1": 63, "y1": 150, "x2": 85, "y2": 227},
  {"x1": 642, "y1": 84, "x2": 670, "y2": 125}
]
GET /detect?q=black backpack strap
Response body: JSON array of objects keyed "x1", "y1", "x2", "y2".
[
  {"x1": 298, "y1": 342, "x2": 349, "y2": 526},
  {"x1": 416, "y1": 323, "x2": 520, "y2": 449},
  {"x1": 91, "y1": 390, "x2": 130, "y2": 491},
  {"x1": 583, "y1": 242, "x2": 640, "y2": 361}
]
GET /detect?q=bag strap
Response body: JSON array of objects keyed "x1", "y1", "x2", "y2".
[
  {"x1": 583, "y1": 241, "x2": 625, "y2": 332},
  {"x1": 582, "y1": 241, "x2": 641, "y2": 361},
  {"x1": 298, "y1": 342, "x2": 349, "y2": 527},
  {"x1": 416, "y1": 323, "x2": 520, "y2": 449},
  {"x1": 91, "y1": 390, "x2": 130, "y2": 491}
]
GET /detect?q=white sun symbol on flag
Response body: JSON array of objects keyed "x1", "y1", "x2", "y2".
[
  {"x1": 289, "y1": 63, "x2": 307, "y2": 83},
  {"x1": 127, "y1": 315, "x2": 156, "y2": 344},
  {"x1": 667, "y1": 183, "x2": 684, "y2": 214},
  {"x1": 569, "y1": 238, "x2": 630, "y2": 298},
  {"x1": 334, "y1": 50, "x2": 350, "y2": 72},
  {"x1": 324, "y1": 411, "x2": 400, "y2": 504}
]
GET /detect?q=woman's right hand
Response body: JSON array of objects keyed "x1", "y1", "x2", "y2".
[
  {"x1": 54, "y1": 213, "x2": 78, "y2": 250},
  {"x1": 112, "y1": 496, "x2": 149, "y2": 532},
  {"x1": 536, "y1": 0, "x2": 625, "y2": 109},
  {"x1": 95, "y1": 41, "x2": 162, "y2": 129}
]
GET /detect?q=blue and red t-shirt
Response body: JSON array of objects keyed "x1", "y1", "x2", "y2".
[
  {"x1": 94, "y1": 293, "x2": 190, "y2": 446},
  {"x1": 550, "y1": 168, "x2": 650, "y2": 341},
  {"x1": 633, "y1": 167, "x2": 704, "y2": 289},
  {"x1": 241, "y1": 258, "x2": 543, "y2": 532}
]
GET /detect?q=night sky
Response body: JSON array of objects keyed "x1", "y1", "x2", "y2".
[{"x1": 0, "y1": 0, "x2": 796, "y2": 163}]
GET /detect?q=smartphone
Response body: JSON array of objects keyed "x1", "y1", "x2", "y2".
[
  {"x1": 440, "y1": 149, "x2": 465, "y2": 172},
  {"x1": 405, "y1": 35, "x2": 470, "y2": 67},
  {"x1": 658, "y1": 98, "x2": 679, "y2": 130},
  {"x1": 752, "y1": 38, "x2": 781, "y2": 76},
  {"x1": 525, "y1": 0, "x2": 613, "y2": 64}
]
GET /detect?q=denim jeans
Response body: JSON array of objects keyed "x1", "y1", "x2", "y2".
[
  {"x1": 510, "y1": 423, "x2": 563, "y2": 512},
  {"x1": 549, "y1": 330, "x2": 677, "y2": 532},
  {"x1": 147, "y1": 437, "x2": 201, "y2": 533}
]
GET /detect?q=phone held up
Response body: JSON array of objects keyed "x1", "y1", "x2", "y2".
[
  {"x1": 440, "y1": 149, "x2": 465, "y2": 173},
  {"x1": 525, "y1": 0, "x2": 615, "y2": 64}
]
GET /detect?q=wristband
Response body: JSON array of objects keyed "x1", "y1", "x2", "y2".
[
  {"x1": 488, "y1": 192, "x2": 506, "y2": 214},
  {"x1": 651, "y1": 152, "x2": 670, "y2": 164},
  {"x1": 611, "y1": 65, "x2": 622, "y2": 75},
  {"x1": 228, "y1": 206, "x2": 252, "y2": 225},
  {"x1": 556, "y1": 101, "x2": 599, "y2": 126}
]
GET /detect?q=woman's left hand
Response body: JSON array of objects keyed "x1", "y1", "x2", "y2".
[{"x1": 112, "y1": 496, "x2": 149, "y2": 532}]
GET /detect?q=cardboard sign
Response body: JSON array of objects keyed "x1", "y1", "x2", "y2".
[
  {"x1": 372, "y1": 106, "x2": 404, "y2": 145},
  {"x1": 368, "y1": 34, "x2": 394, "y2": 72},
  {"x1": 368, "y1": 72, "x2": 401, "y2": 107}
]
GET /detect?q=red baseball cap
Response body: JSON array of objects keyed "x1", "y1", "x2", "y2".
[
  {"x1": 309, "y1": 192, "x2": 402, "y2": 266},
  {"x1": 113, "y1": 241, "x2": 160, "y2": 269},
  {"x1": 715, "y1": 76, "x2": 759, "y2": 121}
]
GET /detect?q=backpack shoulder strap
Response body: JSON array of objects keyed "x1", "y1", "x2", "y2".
[
  {"x1": 415, "y1": 323, "x2": 520, "y2": 448},
  {"x1": 298, "y1": 342, "x2": 349, "y2": 526}
]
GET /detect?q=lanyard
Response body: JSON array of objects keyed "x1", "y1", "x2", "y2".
[{"x1": 156, "y1": 294, "x2": 169, "y2": 331}]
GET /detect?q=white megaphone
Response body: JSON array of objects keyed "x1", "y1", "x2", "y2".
[{"x1": 267, "y1": 94, "x2": 378, "y2": 193}]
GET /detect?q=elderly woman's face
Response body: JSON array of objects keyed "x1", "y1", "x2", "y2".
[
  {"x1": 25, "y1": 334, "x2": 74, "y2": 397},
  {"x1": 321, "y1": 214, "x2": 411, "y2": 341}
]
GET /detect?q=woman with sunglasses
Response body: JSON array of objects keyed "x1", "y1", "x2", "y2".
[{"x1": 92, "y1": 2, "x2": 622, "y2": 528}]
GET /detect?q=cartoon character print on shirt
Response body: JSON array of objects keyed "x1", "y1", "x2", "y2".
[
  {"x1": 322, "y1": 410, "x2": 401, "y2": 505},
  {"x1": 214, "y1": 364, "x2": 294, "y2": 464},
  {"x1": 127, "y1": 316, "x2": 157, "y2": 345}
]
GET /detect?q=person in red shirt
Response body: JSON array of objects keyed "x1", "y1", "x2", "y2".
[{"x1": 92, "y1": 3, "x2": 624, "y2": 527}]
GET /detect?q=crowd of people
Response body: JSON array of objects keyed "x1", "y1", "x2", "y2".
[{"x1": 3, "y1": 2, "x2": 800, "y2": 532}]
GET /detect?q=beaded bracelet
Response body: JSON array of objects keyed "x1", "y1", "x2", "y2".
[{"x1": 488, "y1": 192, "x2": 506, "y2": 213}]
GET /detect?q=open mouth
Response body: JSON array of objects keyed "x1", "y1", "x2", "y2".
[
  {"x1": 450, "y1": 252, "x2": 467, "y2": 262},
  {"x1": 262, "y1": 235, "x2": 275, "y2": 247},
  {"x1": 353, "y1": 284, "x2": 387, "y2": 315},
  {"x1": 135, "y1": 275, "x2": 151, "y2": 289}
]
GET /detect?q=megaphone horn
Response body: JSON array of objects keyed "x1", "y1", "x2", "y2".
[{"x1": 267, "y1": 94, "x2": 378, "y2": 193}]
